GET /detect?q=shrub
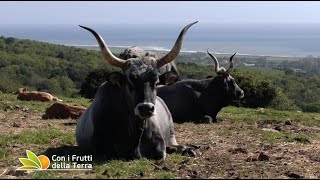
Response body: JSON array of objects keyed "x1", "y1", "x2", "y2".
[
  {"x1": 79, "y1": 69, "x2": 115, "y2": 99},
  {"x1": 233, "y1": 69, "x2": 297, "y2": 110}
]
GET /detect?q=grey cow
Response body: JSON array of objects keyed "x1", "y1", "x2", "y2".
[
  {"x1": 157, "y1": 50, "x2": 244, "y2": 124},
  {"x1": 76, "y1": 21, "x2": 198, "y2": 160}
]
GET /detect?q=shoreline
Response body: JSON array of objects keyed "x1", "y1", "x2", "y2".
[{"x1": 62, "y1": 44, "x2": 304, "y2": 59}]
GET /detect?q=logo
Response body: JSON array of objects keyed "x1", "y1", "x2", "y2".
[
  {"x1": 17, "y1": 150, "x2": 50, "y2": 170},
  {"x1": 16, "y1": 150, "x2": 92, "y2": 171}
]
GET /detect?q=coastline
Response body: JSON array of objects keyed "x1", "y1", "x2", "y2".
[{"x1": 62, "y1": 44, "x2": 303, "y2": 59}]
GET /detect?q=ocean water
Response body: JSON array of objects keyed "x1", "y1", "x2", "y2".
[{"x1": 1, "y1": 23, "x2": 320, "y2": 57}]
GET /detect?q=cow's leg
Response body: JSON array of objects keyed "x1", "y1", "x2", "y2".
[
  {"x1": 153, "y1": 136, "x2": 167, "y2": 160},
  {"x1": 167, "y1": 123, "x2": 197, "y2": 157},
  {"x1": 135, "y1": 127, "x2": 166, "y2": 160}
]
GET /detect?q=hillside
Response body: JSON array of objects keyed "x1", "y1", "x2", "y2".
[
  {"x1": 0, "y1": 36, "x2": 120, "y2": 97},
  {"x1": 0, "y1": 94, "x2": 319, "y2": 178},
  {"x1": 0, "y1": 36, "x2": 319, "y2": 112}
]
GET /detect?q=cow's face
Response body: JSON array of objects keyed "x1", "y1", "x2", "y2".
[
  {"x1": 107, "y1": 59, "x2": 160, "y2": 119},
  {"x1": 125, "y1": 59, "x2": 160, "y2": 119},
  {"x1": 199, "y1": 73, "x2": 244, "y2": 118}
]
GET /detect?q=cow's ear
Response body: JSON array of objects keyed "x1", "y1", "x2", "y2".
[{"x1": 107, "y1": 72, "x2": 125, "y2": 87}]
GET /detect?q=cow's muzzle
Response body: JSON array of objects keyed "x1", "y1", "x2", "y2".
[{"x1": 134, "y1": 102, "x2": 155, "y2": 119}]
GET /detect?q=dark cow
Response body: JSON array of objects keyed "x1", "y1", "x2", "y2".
[
  {"x1": 76, "y1": 21, "x2": 198, "y2": 160},
  {"x1": 157, "y1": 49, "x2": 244, "y2": 124},
  {"x1": 119, "y1": 46, "x2": 180, "y2": 85}
]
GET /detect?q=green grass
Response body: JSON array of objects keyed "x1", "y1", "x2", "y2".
[
  {"x1": 0, "y1": 148, "x2": 11, "y2": 161},
  {"x1": 154, "y1": 172, "x2": 175, "y2": 179},
  {"x1": 249, "y1": 129, "x2": 312, "y2": 144},
  {"x1": 31, "y1": 171, "x2": 60, "y2": 179},
  {"x1": 0, "y1": 128, "x2": 76, "y2": 146},
  {"x1": 98, "y1": 159, "x2": 154, "y2": 178},
  {"x1": 0, "y1": 93, "x2": 91, "y2": 111},
  {"x1": 219, "y1": 106, "x2": 320, "y2": 127}
]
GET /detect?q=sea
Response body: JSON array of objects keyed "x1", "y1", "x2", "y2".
[{"x1": 1, "y1": 23, "x2": 320, "y2": 57}]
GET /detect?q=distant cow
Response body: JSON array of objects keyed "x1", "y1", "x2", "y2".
[
  {"x1": 42, "y1": 102, "x2": 86, "y2": 119},
  {"x1": 76, "y1": 22, "x2": 198, "y2": 160},
  {"x1": 157, "y1": 49, "x2": 244, "y2": 123},
  {"x1": 119, "y1": 46, "x2": 180, "y2": 85},
  {"x1": 17, "y1": 88, "x2": 63, "y2": 102}
]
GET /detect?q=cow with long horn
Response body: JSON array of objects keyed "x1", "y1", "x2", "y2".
[
  {"x1": 76, "y1": 21, "x2": 198, "y2": 160},
  {"x1": 157, "y1": 49, "x2": 244, "y2": 124}
]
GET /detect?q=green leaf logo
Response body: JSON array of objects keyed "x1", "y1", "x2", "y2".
[
  {"x1": 16, "y1": 150, "x2": 50, "y2": 171},
  {"x1": 26, "y1": 150, "x2": 41, "y2": 168}
]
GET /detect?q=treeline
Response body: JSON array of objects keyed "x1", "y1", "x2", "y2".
[
  {"x1": 0, "y1": 36, "x2": 319, "y2": 112},
  {"x1": 0, "y1": 36, "x2": 119, "y2": 97}
]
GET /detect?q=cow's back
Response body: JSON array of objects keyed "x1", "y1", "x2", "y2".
[{"x1": 157, "y1": 83, "x2": 201, "y2": 122}]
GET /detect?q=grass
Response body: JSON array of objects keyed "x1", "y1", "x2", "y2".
[
  {"x1": 100, "y1": 159, "x2": 154, "y2": 178},
  {"x1": 0, "y1": 128, "x2": 75, "y2": 146},
  {"x1": 219, "y1": 106, "x2": 320, "y2": 127},
  {"x1": 154, "y1": 172, "x2": 175, "y2": 179},
  {"x1": 249, "y1": 129, "x2": 312, "y2": 144},
  {"x1": 0, "y1": 93, "x2": 91, "y2": 112}
]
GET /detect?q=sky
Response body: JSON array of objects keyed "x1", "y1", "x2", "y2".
[{"x1": 0, "y1": 1, "x2": 319, "y2": 25}]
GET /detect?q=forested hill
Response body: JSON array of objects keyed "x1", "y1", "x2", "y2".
[
  {"x1": 0, "y1": 36, "x2": 119, "y2": 96},
  {"x1": 0, "y1": 36, "x2": 319, "y2": 112}
]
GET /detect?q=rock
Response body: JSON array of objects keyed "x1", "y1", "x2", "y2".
[
  {"x1": 229, "y1": 147, "x2": 248, "y2": 154},
  {"x1": 21, "y1": 107, "x2": 30, "y2": 112},
  {"x1": 6, "y1": 168, "x2": 26, "y2": 176},
  {"x1": 257, "y1": 151, "x2": 270, "y2": 161},
  {"x1": 12, "y1": 122, "x2": 21, "y2": 128},
  {"x1": 284, "y1": 171, "x2": 303, "y2": 179},
  {"x1": 284, "y1": 120, "x2": 292, "y2": 125},
  {"x1": 274, "y1": 126, "x2": 282, "y2": 131},
  {"x1": 102, "y1": 169, "x2": 110, "y2": 177},
  {"x1": 246, "y1": 151, "x2": 270, "y2": 162},
  {"x1": 262, "y1": 128, "x2": 279, "y2": 133}
]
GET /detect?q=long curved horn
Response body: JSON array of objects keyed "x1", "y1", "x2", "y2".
[
  {"x1": 156, "y1": 21, "x2": 198, "y2": 68},
  {"x1": 79, "y1": 25, "x2": 127, "y2": 69},
  {"x1": 207, "y1": 49, "x2": 220, "y2": 73},
  {"x1": 226, "y1": 53, "x2": 236, "y2": 75}
]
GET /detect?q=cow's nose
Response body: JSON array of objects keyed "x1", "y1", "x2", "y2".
[
  {"x1": 135, "y1": 102, "x2": 155, "y2": 118},
  {"x1": 138, "y1": 104, "x2": 155, "y2": 114}
]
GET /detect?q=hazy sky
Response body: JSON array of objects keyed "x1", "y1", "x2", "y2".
[{"x1": 0, "y1": 1, "x2": 319, "y2": 25}]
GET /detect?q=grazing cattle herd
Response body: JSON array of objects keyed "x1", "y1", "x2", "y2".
[{"x1": 12, "y1": 21, "x2": 245, "y2": 161}]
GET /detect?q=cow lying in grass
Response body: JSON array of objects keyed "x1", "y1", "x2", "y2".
[{"x1": 17, "y1": 88, "x2": 63, "y2": 102}]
